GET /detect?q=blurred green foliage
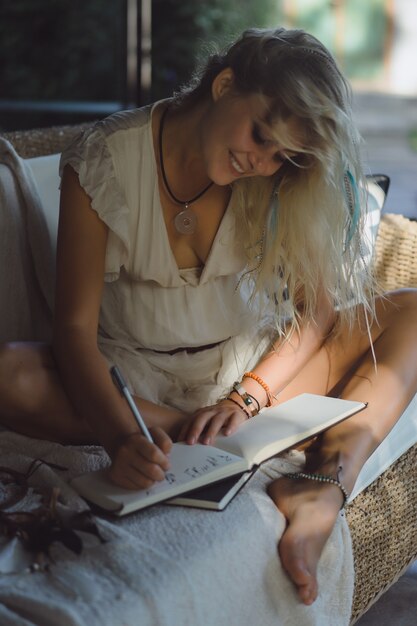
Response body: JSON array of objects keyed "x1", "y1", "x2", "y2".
[{"x1": 284, "y1": 0, "x2": 386, "y2": 81}]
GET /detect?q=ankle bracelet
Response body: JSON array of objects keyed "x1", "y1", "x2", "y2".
[{"x1": 284, "y1": 467, "x2": 350, "y2": 509}]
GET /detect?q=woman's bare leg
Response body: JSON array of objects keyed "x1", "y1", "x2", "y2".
[
  {"x1": 0, "y1": 342, "x2": 97, "y2": 443},
  {"x1": 268, "y1": 289, "x2": 417, "y2": 604},
  {"x1": 0, "y1": 342, "x2": 186, "y2": 443}
]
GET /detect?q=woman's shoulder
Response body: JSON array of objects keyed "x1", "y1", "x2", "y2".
[
  {"x1": 59, "y1": 101, "x2": 162, "y2": 178},
  {"x1": 93, "y1": 104, "x2": 154, "y2": 140},
  {"x1": 62, "y1": 104, "x2": 157, "y2": 163}
]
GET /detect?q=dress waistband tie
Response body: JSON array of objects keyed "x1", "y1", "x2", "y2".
[{"x1": 149, "y1": 338, "x2": 229, "y2": 356}]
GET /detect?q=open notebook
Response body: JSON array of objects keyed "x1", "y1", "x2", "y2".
[
  {"x1": 71, "y1": 393, "x2": 366, "y2": 515},
  {"x1": 166, "y1": 470, "x2": 254, "y2": 511}
]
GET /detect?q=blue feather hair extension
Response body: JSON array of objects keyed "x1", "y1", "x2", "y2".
[{"x1": 344, "y1": 170, "x2": 360, "y2": 245}]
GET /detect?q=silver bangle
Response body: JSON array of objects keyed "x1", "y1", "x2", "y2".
[{"x1": 232, "y1": 381, "x2": 258, "y2": 416}]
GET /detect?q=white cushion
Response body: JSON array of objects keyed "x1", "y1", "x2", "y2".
[
  {"x1": 363, "y1": 177, "x2": 386, "y2": 257},
  {"x1": 350, "y1": 392, "x2": 417, "y2": 500},
  {"x1": 0, "y1": 143, "x2": 60, "y2": 341},
  {"x1": 25, "y1": 153, "x2": 61, "y2": 253},
  {"x1": 355, "y1": 177, "x2": 386, "y2": 290}
]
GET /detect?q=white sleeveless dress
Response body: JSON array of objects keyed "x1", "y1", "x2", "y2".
[{"x1": 59, "y1": 103, "x2": 275, "y2": 411}]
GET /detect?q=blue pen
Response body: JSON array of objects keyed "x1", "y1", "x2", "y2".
[{"x1": 110, "y1": 365, "x2": 154, "y2": 443}]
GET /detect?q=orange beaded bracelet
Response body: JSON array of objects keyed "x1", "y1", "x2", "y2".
[{"x1": 243, "y1": 371, "x2": 273, "y2": 408}]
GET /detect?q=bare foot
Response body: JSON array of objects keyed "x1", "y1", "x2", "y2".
[{"x1": 267, "y1": 476, "x2": 344, "y2": 605}]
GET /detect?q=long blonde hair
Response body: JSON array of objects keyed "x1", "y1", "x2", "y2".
[{"x1": 176, "y1": 27, "x2": 376, "y2": 336}]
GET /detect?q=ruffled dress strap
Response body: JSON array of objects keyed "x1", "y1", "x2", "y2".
[{"x1": 59, "y1": 111, "x2": 147, "y2": 281}]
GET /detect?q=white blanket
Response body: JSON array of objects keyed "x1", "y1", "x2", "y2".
[
  {"x1": 0, "y1": 431, "x2": 354, "y2": 626},
  {"x1": 0, "y1": 137, "x2": 355, "y2": 625}
]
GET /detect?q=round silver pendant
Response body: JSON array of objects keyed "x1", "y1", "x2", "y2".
[{"x1": 174, "y1": 207, "x2": 197, "y2": 235}]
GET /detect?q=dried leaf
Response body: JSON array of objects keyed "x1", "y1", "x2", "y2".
[{"x1": 0, "y1": 461, "x2": 105, "y2": 567}]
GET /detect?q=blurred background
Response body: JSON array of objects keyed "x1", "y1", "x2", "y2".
[{"x1": 1, "y1": 0, "x2": 416, "y2": 217}]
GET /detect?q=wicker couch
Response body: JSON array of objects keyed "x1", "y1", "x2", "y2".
[{"x1": 2, "y1": 123, "x2": 417, "y2": 624}]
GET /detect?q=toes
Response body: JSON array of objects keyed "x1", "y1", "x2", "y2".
[
  {"x1": 279, "y1": 526, "x2": 319, "y2": 605},
  {"x1": 269, "y1": 476, "x2": 344, "y2": 605}
]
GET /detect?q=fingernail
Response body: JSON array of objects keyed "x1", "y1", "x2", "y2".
[
  {"x1": 204, "y1": 436, "x2": 211, "y2": 445},
  {"x1": 188, "y1": 436, "x2": 195, "y2": 445}
]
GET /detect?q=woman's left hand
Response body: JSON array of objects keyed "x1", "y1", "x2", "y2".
[{"x1": 176, "y1": 399, "x2": 250, "y2": 445}]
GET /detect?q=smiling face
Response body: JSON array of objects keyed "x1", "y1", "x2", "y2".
[{"x1": 200, "y1": 69, "x2": 304, "y2": 186}]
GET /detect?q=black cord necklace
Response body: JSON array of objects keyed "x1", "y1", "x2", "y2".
[{"x1": 158, "y1": 105, "x2": 213, "y2": 234}]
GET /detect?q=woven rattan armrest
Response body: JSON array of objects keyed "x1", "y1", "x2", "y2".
[
  {"x1": 347, "y1": 213, "x2": 417, "y2": 623},
  {"x1": 347, "y1": 444, "x2": 417, "y2": 623},
  {"x1": 2, "y1": 122, "x2": 92, "y2": 158}
]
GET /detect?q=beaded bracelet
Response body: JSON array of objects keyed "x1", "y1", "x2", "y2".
[
  {"x1": 225, "y1": 396, "x2": 251, "y2": 419},
  {"x1": 243, "y1": 371, "x2": 273, "y2": 407},
  {"x1": 284, "y1": 467, "x2": 350, "y2": 509}
]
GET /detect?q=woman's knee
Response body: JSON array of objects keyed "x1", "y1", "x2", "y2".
[
  {"x1": 378, "y1": 288, "x2": 417, "y2": 321},
  {"x1": 0, "y1": 342, "x2": 53, "y2": 414}
]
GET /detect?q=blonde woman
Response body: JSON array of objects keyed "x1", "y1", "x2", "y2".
[{"x1": 1, "y1": 28, "x2": 417, "y2": 606}]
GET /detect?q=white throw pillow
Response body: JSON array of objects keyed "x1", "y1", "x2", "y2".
[
  {"x1": 25, "y1": 153, "x2": 61, "y2": 255},
  {"x1": 363, "y1": 175, "x2": 387, "y2": 255}
]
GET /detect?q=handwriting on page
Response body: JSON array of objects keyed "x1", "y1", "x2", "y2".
[
  {"x1": 165, "y1": 472, "x2": 176, "y2": 485},
  {"x1": 142, "y1": 448, "x2": 238, "y2": 497},
  {"x1": 159, "y1": 456, "x2": 229, "y2": 488},
  {"x1": 184, "y1": 454, "x2": 234, "y2": 478}
]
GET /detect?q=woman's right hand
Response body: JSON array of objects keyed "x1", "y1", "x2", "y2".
[{"x1": 108, "y1": 427, "x2": 172, "y2": 490}]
